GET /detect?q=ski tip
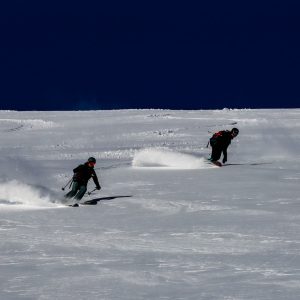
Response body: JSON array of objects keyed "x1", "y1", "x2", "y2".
[{"x1": 82, "y1": 200, "x2": 98, "y2": 205}]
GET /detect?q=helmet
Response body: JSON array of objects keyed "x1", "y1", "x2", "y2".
[
  {"x1": 88, "y1": 157, "x2": 96, "y2": 163},
  {"x1": 231, "y1": 128, "x2": 239, "y2": 136}
]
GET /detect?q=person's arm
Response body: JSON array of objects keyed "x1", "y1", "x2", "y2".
[
  {"x1": 92, "y1": 171, "x2": 101, "y2": 190},
  {"x1": 222, "y1": 148, "x2": 228, "y2": 163},
  {"x1": 221, "y1": 133, "x2": 232, "y2": 163}
]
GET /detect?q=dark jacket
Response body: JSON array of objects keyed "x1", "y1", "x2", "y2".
[
  {"x1": 210, "y1": 130, "x2": 233, "y2": 161},
  {"x1": 73, "y1": 162, "x2": 101, "y2": 188}
]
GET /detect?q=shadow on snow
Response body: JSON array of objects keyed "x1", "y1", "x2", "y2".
[{"x1": 82, "y1": 195, "x2": 132, "y2": 205}]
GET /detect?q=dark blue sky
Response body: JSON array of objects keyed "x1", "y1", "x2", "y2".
[{"x1": 0, "y1": 1, "x2": 299, "y2": 110}]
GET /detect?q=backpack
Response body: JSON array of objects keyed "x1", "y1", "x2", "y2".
[{"x1": 209, "y1": 131, "x2": 223, "y2": 146}]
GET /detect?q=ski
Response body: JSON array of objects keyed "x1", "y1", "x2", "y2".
[
  {"x1": 68, "y1": 203, "x2": 79, "y2": 207},
  {"x1": 63, "y1": 195, "x2": 132, "y2": 207},
  {"x1": 206, "y1": 158, "x2": 222, "y2": 167},
  {"x1": 211, "y1": 161, "x2": 222, "y2": 167}
]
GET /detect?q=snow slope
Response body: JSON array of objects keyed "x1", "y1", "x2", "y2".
[{"x1": 0, "y1": 109, "x2": 299, "y2": 299}]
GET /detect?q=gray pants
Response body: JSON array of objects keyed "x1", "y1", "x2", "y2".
[{"x1": 64, "y1": 181, "x2": 87, "y2": 201}]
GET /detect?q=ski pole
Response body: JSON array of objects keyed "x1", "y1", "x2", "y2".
[
  {"x1": 87, "y1": 188, "x2": 97, "y2": 195},
  {"x1": 61, "y1": 178, "x2": 73, "y2": 191}
]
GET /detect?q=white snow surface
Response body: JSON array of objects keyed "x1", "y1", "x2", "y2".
[{"x1": 0, "y1": 109, "x2": 300, "y2": 299}]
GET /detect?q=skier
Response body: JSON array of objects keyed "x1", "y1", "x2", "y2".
[
  {"x1": 209, "y1": 128, "x2": 239, "y2": 165},
  {"x1": 64, "y1": 157, "x2": 101, "y2": 202}
]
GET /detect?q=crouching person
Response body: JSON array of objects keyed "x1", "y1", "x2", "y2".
[{"x1": 65, "y1": 157, "x2": 101, "y2": 202}]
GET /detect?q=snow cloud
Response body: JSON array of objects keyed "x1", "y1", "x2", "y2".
[
  {"x1": 0, "y1": 180, "x2": 57, "y2": 209},
  {"x1": 132, "y1": 148, "x2": 211, "y2": 169}
]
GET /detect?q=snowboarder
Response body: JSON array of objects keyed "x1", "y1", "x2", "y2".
[
  {"x1": 64, "y1": 157, "x2": 101, "y2": 202},
  {"x1": 209, "y1": 128, "x2": 239, "y2": 165}
]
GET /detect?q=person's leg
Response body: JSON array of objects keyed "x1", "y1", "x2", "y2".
[
  {"x1": 64, "y1": 181, "x2": 80, "y2": 198},
  {"x1": 211, "y1": 146, "x2": 222, "y2": 161},
  {"x1": 74, "y1": 185, "x2": 87, "y2": 201}
]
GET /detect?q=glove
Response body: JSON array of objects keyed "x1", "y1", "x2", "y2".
[
  {"x1": 96, "y1": 186, "x2": 101, "y2": 190},
  {"x1": 222, "y1": 158, "x2": 227, "y2": 164}
]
